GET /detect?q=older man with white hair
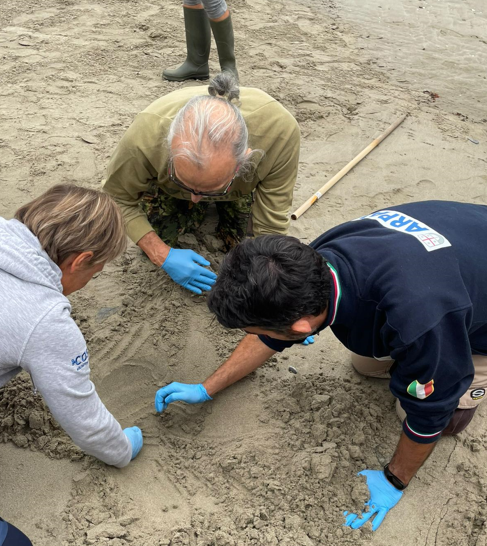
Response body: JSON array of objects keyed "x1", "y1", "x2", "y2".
[{"x1": 103, "y1": 72, "x2": 300, "y2": 294}]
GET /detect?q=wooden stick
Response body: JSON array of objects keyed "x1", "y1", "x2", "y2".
[{"x1": 291, "y1": 114, "x2": 408, "y2": 220}]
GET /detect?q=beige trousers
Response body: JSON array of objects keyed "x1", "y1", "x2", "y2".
[{"x1": 351, "y1": 353, "x2": 487, "y2": 421}]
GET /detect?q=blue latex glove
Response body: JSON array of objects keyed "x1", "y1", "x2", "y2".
[
  {"x1": 344, "y1": 470, "x2": 403, "y2": 531},
  {"x1": 123, "y1": 426, "x2": 143, "y2": 460},
  {"x1": 155, "y1": 382, "x2": 212, "y2": 413},
  {"x1": 161, "y1": 248, "x2": 217, "y2": 294},
  {"x1": 301, "y1": 335, "x2": 315, "y2": 346}
]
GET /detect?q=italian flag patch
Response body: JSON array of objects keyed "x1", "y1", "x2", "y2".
[{"x1": 407, "y1": 379, "x2": 434, "y2": 399}]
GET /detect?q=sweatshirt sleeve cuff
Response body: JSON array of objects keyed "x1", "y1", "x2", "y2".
[
  {"x1": 126, "y1": 216, "x2": 155, "y2": 244},
  {"x1": 113, "y1": 436, "x2": 133, "y2": 468},
  {"x1": 252, "y1": 218, "x2": 290, "y2": 238},
  {"x1": 258, "y1": 334, "x2": 296, "y2": 352},
  {"x1": 403, "y1": 418, "x2": 443, "y2": 444}
]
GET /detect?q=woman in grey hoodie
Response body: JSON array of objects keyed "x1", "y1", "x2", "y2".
[{"x1": 0, "y1": 185, "x2": 143, "y2": 544}]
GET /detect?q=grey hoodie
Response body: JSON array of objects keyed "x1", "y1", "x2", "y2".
[{"x1": 0, "y1": 217, "x2": 131, "y2": 467}]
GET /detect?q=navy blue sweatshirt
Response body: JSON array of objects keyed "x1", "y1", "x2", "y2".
[{"x1": 260, "y1": 201, "x2": 487, "y2": 444}]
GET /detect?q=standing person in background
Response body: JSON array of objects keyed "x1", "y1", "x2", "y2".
[
  {"x1": 103, "y1": 73, "x2": 300, "y2": 295},
  {"x1": 163, "y1": 0, "x2": 238, "y2": 82},
  {"x1": 0, "y1": 185, "x2": 143, "y2": 472}
]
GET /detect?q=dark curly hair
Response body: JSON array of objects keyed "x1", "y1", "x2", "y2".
[{"x1": 207, "y1": 235, "x2": 331, "y2": 334}]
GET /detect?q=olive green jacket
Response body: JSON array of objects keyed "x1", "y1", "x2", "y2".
[{"x1": 103, "y1": 86, "x2": 300, "y2": 243}]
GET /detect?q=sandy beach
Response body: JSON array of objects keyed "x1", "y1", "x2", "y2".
[{"x1": 1, "y1": 0, "x2": 487, "y2": 544}]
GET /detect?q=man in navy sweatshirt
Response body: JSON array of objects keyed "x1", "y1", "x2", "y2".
[{"x1": 155, "y1": 201, "x2": 487, "y2": 530}]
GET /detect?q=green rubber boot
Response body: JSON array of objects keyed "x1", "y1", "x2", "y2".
[
  {"x1": 210, "y1": 13, "x2": 239, "y2": 81},
  {"x1": 163, "y1": 7, "x2": 211, "y2": 82}
]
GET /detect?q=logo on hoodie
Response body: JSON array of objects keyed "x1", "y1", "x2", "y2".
[
  {"x1": 354, "y1": 210, "x2": 451, "y2": 252},
  {"x1": 407, "y1": 379, "x2": 434, "y2": 399},
  {"x1": 71, "y1": 350, "x2": 89, "y2": 371}
]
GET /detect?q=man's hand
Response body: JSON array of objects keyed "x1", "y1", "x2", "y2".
[
  {"x1": 344, "y1": 470, "x2": 403, "y2": 531},
  {"x1": 162, "y1": 248, "x2": 217, "y2": 294},
  {"x1": 202, "y1": 335, "x2": 277, "y2": 396},
  {"x1": 123, "y1": 426, "x2": 143, "y2": 460},
  {"x1": 155, "y1": 383, "x2": 212, "y2": 413},
  {"x1": 155, "y1": 336, "x2": 275, "y2": 415},
  {"x1": 137, "y1": 232, "x2": 216, "y2": 293}
]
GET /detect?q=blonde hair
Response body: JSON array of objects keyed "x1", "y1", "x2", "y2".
[{"x1": 15, "y1": 184, "x2": 127, "y2": 266}]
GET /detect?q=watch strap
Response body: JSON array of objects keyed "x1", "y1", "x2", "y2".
[{"x1": 384, "y1": 463, "x2": 408, "y2": 491}]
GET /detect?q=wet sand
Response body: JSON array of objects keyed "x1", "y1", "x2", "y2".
[{"x1": 1, "y1": 0, "x2": 487, "y2": 544}]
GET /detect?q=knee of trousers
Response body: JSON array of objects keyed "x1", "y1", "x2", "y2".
[
  {"x1": 458, "y1": 354, "x2": 487, "y2": 409},
  {"x1": 351, "y1": 352, "x2": 393, "y2": 379},
  {"x1": 458, "y1": 387, "x2": 487, "y2": 409},
  {"x1": 200, "y1": 0, "x2": 228, "y2": 19},
  {"x1": 395, "y1": 398, "x2": 407, "y2": 423}
]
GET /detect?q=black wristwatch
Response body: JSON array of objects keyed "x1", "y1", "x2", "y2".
[{"x1": 384, "y1": 463, "x2": 408, "y2": 491}]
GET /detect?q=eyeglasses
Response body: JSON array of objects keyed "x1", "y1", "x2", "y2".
[{"x1": 168, "y1": 160, "x2": 239, "y2": 197}]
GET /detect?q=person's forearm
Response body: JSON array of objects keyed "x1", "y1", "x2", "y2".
[
  {"x1": 36, "y1": 376, "x2": 132, "y2": 467},
  {"x1": 137, "y1": 231, "x2": 171, "y2": 267},
  {"x1": 203, "y1": 334, "x2": 276, "y2": 396},
  {"x1": 388, "y1": 432, "x2": 437, "y2": 485}
]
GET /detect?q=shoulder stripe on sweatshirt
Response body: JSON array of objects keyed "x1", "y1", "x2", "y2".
[{"x1": 326, "y1": 262, "x2": 342, "y2": 326}]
